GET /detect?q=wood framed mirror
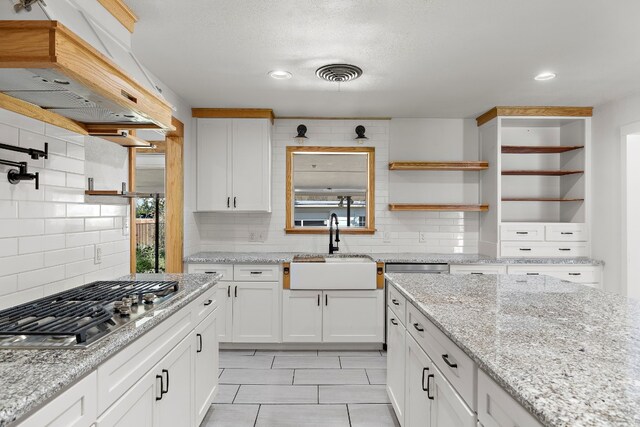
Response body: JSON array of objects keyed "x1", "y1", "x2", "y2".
[{"x1": 285, "y1": 146, "x2": 375, "y2": 234}]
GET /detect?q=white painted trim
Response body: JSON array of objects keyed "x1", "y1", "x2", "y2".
[{"x1": 619, "y1": 121, "x2": 640, "y2": 297}]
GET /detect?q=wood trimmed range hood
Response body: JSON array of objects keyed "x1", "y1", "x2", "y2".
[{"x1": 0, "y1": 21, "x2": 174, "y2": 134}]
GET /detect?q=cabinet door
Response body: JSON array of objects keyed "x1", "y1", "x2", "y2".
[
  {"x1": 232, "y1": 282, "x2": 280, "y2": 343},
  {"x1": 431, "y1": 365, "x2": 475, "y2": 427},
  {"x1": 386, "y1": 308, "x2": 406, "y2": 425},
  {"x1": 195, "y1": 310, "x2": 219, "y2": 426},
  {"x1": 96, "y1": 372, "x2": 155, "y2": 427},
  {"x1": 282, "y1": 290, "x2": 323, "y2": 342},
  {"x1": 231, "y1": 119, "x2": 271, "y2": 211},
  {"x1": 156, "y1": 337, "x2": 195, "y2": 427},
  {"x1": 322, "y1": 290, "x2": 384, "y2": 343},
  {"x1": 197, "y1": 118, "x2": 231, "y2": 211},
  {"x1": 404, "y1": 334, "x2": 432, "y2": 427},
  {"x1": 217, "y1": 283, "x2": 233, "y2": 342}
]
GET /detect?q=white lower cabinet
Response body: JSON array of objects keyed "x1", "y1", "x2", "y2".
[
  {"x1": 216, "y1": 283, "x2": 234, "y2": 341},
  {"x1": 96, "y1": 369, "x2": 155, "y2": 427},
  {"x1": 155, "y1": 336, "x2": 195, "y2": 427},
  {"x1": 386, "y1": 308, "x2": 406, "y2": 426},
  {"x1": 477, "y1": 370, "x2": 542, "y2": 427},
  {"x1": 450, "y1": 265, "x2": 507, "y2": 275},
  {"x1": 232, "y1": 281, "x2": 281, "y2": 342},
  {"x1": 282, "y1": 290, "x2": 323, "y2": 342},
  {"x1": 283, "y1": 290, "x2": 384, "y2": 343},
  {"x1": 404, "y1": 334, "x2": 431, "y2": 427},
  {"x1": 20, "y1": 372, "x2": 97, "y2": 427},
  {"x1": 431, "y1": 364, "x2": 476, "y2": 427},
  {"x1": 194, "y1": 310, "x2": 219, "y2": 425}
]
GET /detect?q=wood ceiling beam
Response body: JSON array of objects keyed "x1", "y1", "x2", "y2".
[
  {"x1": 97, "y1": 0, "x2": 138, "y2": 33},
  {"x1": 476, "y1": 106, "x2": 593, "y2": 126},
  {"x1": 192, "y1": 108, "x2": 275, "y2": 124}
]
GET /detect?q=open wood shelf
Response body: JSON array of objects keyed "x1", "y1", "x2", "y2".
[
  {"x1": 502, "y1": 198, "x2": 584, "y2": 202},
  {"x1": 388, "y1": 161, "x2": 489, "y2": 171},
  {"x1": 388, "y1": 204, "x2": 489, "y2": 212},
  {"x1": 502, "y1": 170, "x2": 583, "y2": 176},
  {"x1": 501, "y1": 145, "x2": 584, "y2": 154}
]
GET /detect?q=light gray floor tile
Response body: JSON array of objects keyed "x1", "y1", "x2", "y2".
[
  {"x1": 255, "y1": 350, "x2": 318, "y2": 356},
  {"x1": 256, "y1": 404, "x2": 350, "y2": 427},
  {"x1": 319, "y1": 385, "x2": 390, "y2": 404},
  {"x1": 213, "y1": 384, "x2": 239, "y2": 403},
  {"x1": 294, "y1": 369, "x2": 369, "y2": 385},
  {"x1": 366, "y1": 369, "x2": 387, "y2": 385},
  {"x1": 201, "y1": 404, "x2": 259, "y2": 427},
  {"x1": 349, "y1": 404, "x2": 400, "y2": 427},
  {"x1": 219, "y1": 349, "x2": 256, "y2": 356},
  {"x1": 340, "y1": 356, "x2": 387, "y2": 369},
  {"x1": 220, "y1": 368, "x2": 294, "y2": 385},
  {"x1": 273, "y1": 356, "x2": 340, "y2": 369},
  {"x1": 219, "y1": 355, "x2": 274, "y2": 369},
  {"x1": 234, "y1": 385, "x2": 318, "y2": 404},
  {"x1": 318, "y1": 350, "x2": 383, "y2": 357}
]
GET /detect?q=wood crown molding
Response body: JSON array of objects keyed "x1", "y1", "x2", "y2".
[
  {"x1": 192, "y1": 108, "x2": 275, "y2": 124},
  {"x1": 97, "y1": 0, "x2": 138, "y2": 33},
  {"x1": 476, "y1": 106, "x2": 593, "y2": 126}
]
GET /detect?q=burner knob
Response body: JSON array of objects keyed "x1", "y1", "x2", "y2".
[
  {"x1": 143, "y1": 293, "x2": 156, "y2": 305},
  {"x1": 113, "y1": 301, "x2": 125, "y2": 310},
  {"x1": 129, "y1": 295, "x2": 139, "y2": 305},
  {"x1": 121, "y1": 297, "x2": 132, "y2": 306},
  {"x1": 119, "y1": 306, "x2": 131, "y2": 317}
]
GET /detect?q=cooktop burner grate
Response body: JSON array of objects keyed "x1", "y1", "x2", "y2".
[{"x1": 0, "y1": 280, "x2": 179, "y2": 344}]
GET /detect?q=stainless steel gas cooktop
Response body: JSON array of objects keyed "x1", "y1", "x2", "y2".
[{"x1": 0, "y1": 280, "x2": 180, "y2": 349}]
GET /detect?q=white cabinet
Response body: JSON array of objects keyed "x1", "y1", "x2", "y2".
[
  {"x1": 97, "y1": 370, "x2": 155, "y2": 427},
  {"x1": 282, "y1": 290, "x2": 323, "y2": 342},
  {"x1": 216, "y1": 283, "x2": 234, "y2": 341},
  {"x1": 196, "y1": 118, "x2": 271, "y2": 212},
  {"x1": 404, "y1": 334, "x2": 432, "y2": 427},
  {"x1": 20, "y1": 372, "x2": 97, "y2": 427},
  {"x1": 282, "y1": 290, "x2": 384, "y2": 343},
  {"x1": 431, "y1": 364, "x2": 476, "y2": 427},
  {"x1": 386, "y1": 308, "x2": 406, "y2": 425},
  {"x1": 155, "y1": 335, "x2": 194, "y2": 427},
  {"x1": 194, "y1": 311, "x2": 219, "y2": 426},
  {"x1": 450, "y1": 265, "x2": 507, "y2": 275},
  {"x1": 322, "y1": 290, "x2": 384, "y2": 343},
  {"x1": 506, "y1": 265, "x2": 602, "y2": 288},
  {"x1": 477, "y1": 369, "x2": 542, "y2": 427},
  {"x1": 232, "y1": 282, "x2": 281, "y2": 343}
]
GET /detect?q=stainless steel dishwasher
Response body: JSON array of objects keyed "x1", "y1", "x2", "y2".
[{"x1": 383, "y1": 263, "x2": 449, "y2": 348}]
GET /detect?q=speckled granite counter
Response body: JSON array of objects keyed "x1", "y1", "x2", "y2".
[
  {"x1": 184, "y1": 251, "x2": 603, "y2": 266},
  {"x1": 0, "y1": 273, "x2": 219, "y2": 427},
  {"x1": 385, "y1": 273, "x2": 640, "y2": 426}
]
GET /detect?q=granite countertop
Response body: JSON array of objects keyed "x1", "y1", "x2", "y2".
[
  {"x1": 0, "y1": 273, "x2": 220, "y2": 427},
  {"x1": 184, "y1": 251, "x2": 603, "y2": 266},
  {"x1": 385, "y1": 273, "x2": 640, "y2": 427}
]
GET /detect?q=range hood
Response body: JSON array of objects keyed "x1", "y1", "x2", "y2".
[{"x1": 0, "y1": 20, "x2": 174, "y2": 131}]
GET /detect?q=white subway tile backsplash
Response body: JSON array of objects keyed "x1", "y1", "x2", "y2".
[{"x1": 0, "y1": 109, "x2": 129, "y2": 309}]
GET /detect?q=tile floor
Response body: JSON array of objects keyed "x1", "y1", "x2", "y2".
[{"x1": 200, "y1": 349, "x2": 400, "y2": 427}]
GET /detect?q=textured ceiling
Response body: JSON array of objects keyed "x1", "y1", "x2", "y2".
[{"x1": 127, "y1": 0, "x2": 640, "y2": 118}]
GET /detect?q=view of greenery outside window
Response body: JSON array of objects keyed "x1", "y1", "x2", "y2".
[{"x1": 136, "y1": 197, "x2": 166, "y2": 273}]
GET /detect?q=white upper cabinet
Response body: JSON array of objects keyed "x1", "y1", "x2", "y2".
[{"x1": 196, "y1": 118, "x2": 272, "y2": 212}]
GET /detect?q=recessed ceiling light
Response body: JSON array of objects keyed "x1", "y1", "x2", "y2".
[
  {"x1": 268, "y1": 70, "x2": 292, "y2": 80},
  {"x1": 534, "y1": 72, "x2": 556, "y2": 81}
]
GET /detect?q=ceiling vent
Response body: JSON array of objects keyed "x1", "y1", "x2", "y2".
[{"x1": 316, "y1": 64, "x2": 363, "y2": 83}]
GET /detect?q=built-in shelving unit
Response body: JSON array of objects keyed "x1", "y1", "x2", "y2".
[
  {"x1": 477, "y1": 106, "x2": 592, "y2": 258},
  {"x1": 388, "y1": 161, "x2": 488, "y2": 171},
  {"x1": 501, "y1": 145, "x2": 584, "y2": 154},
  {"x1": 501, "y1": 170, "x2": 584, "y2": 176},
  {"x1": 388, "y1": 204, "x2": 489, "y2": 212}
]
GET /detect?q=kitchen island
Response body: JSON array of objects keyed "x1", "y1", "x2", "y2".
[
  {"x1": 0, "y1": 273, "x2": 220, "y2": 427},
  {"x1": 385, "y1": 273, "x2": 640, "y2": 426}
]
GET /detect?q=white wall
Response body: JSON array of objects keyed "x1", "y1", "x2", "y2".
[
  {"x1": 592, "y1": 92, "x2": 640, "y2": 295},
  {"x1": 0, "y1": 109, "x2": 130, "y2": 310},
  {"x1": 196, "y1": 118, "x2": 480, "y2": 254},
  {"x1": 625, "y1": 135, "x2": 640, "y2": 298}
]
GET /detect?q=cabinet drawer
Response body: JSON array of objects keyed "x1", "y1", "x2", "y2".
[
  {"x1": 500, "y1": 224, "x2": 545, "y2": 241},
  {"x1": 406, "y1": 303, "x2": 476, "y2": 411},
  {"x1": 501, "y1": 242, "x2": 588, "y2": 258},
  {"x1": 233, "y1": 264, "x2": 280, "y2": 281},
  {"x1": 478, "y1": 369, "x2": 542, "y2": 427},
  {"x1": 450, "y1": 265, "x2": 507, "y2": 275},
  {"x1": 187, "y1": 263, "x2": 234, "y2": 281},
  {"x1": 545, "y1": 223, "x2": 588, "y2": 242},
  {"x1": 193, "y1": 287, "x2": 218, "y2": 325},
  {"x1": 506, "y1": 265, "x2": 601, "y2": 284},
  {"x1": 387, "y1": 284, "x2": 406, "y2": 326}
]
